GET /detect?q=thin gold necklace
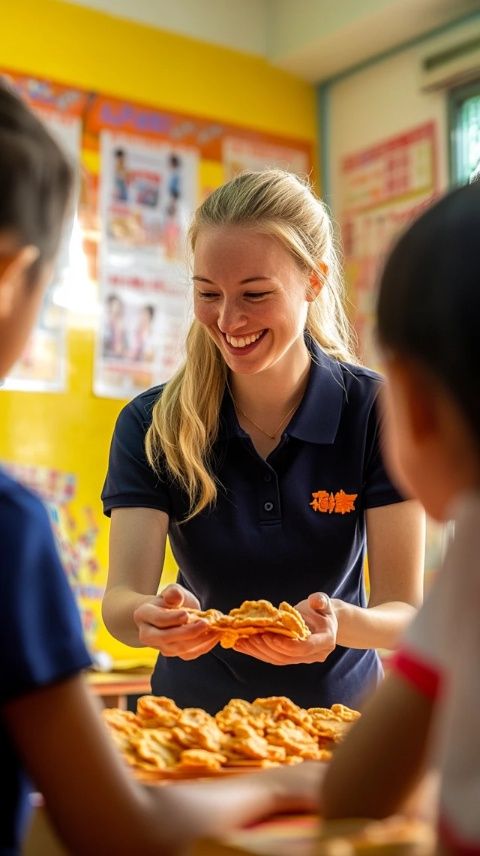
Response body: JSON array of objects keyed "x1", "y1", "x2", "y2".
[{"x1": 226, "y1": 380, "x2": 301, "y2": 440}]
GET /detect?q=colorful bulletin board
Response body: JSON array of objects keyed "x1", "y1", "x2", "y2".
[
  {"x1": 0, "y1": 63, "x2": 313, "y2": 665},
  {"x1": 340, "y1": 121, "x2": 438, "y2": 368},
  {"x1": 338, "y1": 121, "x2": 445, "y2": 580}
]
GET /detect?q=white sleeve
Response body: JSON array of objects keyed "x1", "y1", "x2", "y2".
[
  {"x1": 433, "y1": 495, "x2": 480, "y2": 850},
  {"x1": 394, "y1": 493, "x2": 480, "y2": 849}
]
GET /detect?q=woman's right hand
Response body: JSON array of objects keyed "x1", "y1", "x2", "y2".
[{"x1": 133, "y1": 583, "x2": 221, "y2": 660}]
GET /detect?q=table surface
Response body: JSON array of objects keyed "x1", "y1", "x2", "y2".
[{"x1": 86, "y1": 669, "x2": 152, "y2": 695}]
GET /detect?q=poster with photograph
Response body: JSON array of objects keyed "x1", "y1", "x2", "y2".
[
  {"x1": 100, "y1": 132, "x2": 197, "y2": 264},
  {"x1": 4, "y1": 111, "x2": 81, "y2": 392},
  {"x1": 339, "y1": 122, "x2": 438, "y2": 368},
  {"x1": 223, "y1": 136, "x2": 310, "y2": 180},
  {"x1": 95, "y1": 132, "x2": 198, "y2": 398},
  {"x1": 94, "y1": 266, "x2": 190, "y2": 398}
]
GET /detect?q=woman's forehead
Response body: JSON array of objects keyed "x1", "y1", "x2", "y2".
[{"x1": 194, "y1": 225, "x2": 293, "y2": 270}]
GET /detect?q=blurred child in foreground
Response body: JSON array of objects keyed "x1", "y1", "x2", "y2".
[
  {"x1": 0, "y1": 82, "x2": 321, "y2": 856},
  {"x1": 321, "y1": 182, "x2": 480, "y2": 853}
]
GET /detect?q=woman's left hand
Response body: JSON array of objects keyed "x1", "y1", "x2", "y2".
[{"x1": 233, "y1": 593, "x2": 338, "y2": 665}]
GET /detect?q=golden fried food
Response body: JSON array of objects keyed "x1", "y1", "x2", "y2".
[
  {"x1": 176, "y1": 749, "x2": 227, "y2": 771},
  {"x1": 184, "y1": 598, "x2": 310, "y2": 649},
  {"x1": 137, "y1": 695, "x2": 181, "y2": 728},
  {"x1": 102, "y1": 694, "x2": 359, "y2": 779}
]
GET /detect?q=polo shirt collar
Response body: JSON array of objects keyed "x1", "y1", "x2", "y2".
[{"x1": 219, "y1": 340, "x2": 345, "y2": 445}]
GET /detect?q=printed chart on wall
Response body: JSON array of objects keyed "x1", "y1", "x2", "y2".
[
  {"x1": 223, "y1": 137, "x2": 310, "y2": 180},
  {"x1": 339, "y1": 121, "x2": 443, "y2": 580},
  {"x1": 94, "y1": 132, "x2": 198, "y2": 398},
  {"x1": 340, "y1": 122, "x2": 438, "y2": 368}
]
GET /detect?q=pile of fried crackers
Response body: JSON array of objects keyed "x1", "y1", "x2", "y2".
[
  {"x1": 103, "y1": 695, "x2": 360, "y2": 779},
  {"x1": 183, "y1": 599, "x2": 311, "y2": 649}
]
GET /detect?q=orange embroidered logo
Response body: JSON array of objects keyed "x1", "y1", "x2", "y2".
[{"x1": 310, "y1": 490, "x2": 358, "y2": 514}]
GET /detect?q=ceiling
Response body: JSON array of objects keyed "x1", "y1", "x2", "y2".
[{"x1": 64, "y1": 0, "x2": 480, "y2": 82}]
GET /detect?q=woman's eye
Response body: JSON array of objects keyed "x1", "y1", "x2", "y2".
[
  {"x1": 245, "y1": 292, "x2": 270, "y2": 300},
  {"x1": 196, "y1": 291, "x2": 218, "y2": 300}
]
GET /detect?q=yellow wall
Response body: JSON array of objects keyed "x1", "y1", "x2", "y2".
[
  {"x1": 1, "y1": 0, "x2": 316, "y2": 662},
  {"x1": 3, "y1": 0, "x2": 316, "y2": 138}
]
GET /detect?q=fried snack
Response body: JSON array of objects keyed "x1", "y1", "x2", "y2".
[
  {"x1": 176, "y1": 749, "x2": 227, "y2": 771},
  {"x1": 175, "y1": 707, "x2": 225, "y2": 752},
  {"x1": 102, "y1": 694, "x2": 360, "y2": 779},
  {"x1": 133, "y1": 729, "x2": 181, "y2": 770},
  {"x1": 184, "y1": 598, "x2": 311, "y2": 649},
  {"x1": 317, "y1": 816, "x2": 435, "y2": 853},
  {"x1": 308, "y1": 703, "x2": 361, "y2": 742},
  {"x1": 136, "y1": 695, "x2": 181, "y2": 728}
]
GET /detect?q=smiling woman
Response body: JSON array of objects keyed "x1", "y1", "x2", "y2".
[{"x1": 101, "y1": 169, "x2": 425, "y2": 716}]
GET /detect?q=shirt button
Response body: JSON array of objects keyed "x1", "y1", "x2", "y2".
[
  {"x1": 264, "y1": 473, "x2": 272, "y2": 482},
  {"x1": 263, "y1": 501, "x2": 274, "y2": 512}
]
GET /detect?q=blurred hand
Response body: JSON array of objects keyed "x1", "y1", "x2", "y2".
[
  {"x1": 234, "y1": 593, "x2": 337, "y2": 665},
  {"x1": 251, "y1": 759, "x2": 325, "y2": 814},
  {"x1": 133, "y1": 584, "x2": 220, "y2": 660}
]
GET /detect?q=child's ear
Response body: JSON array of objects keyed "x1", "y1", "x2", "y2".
[
  {"x1": 398, "y1": 360, "x2": 437, "y2": 442},
  {"x1": 0, "y1": 246, "x2": 40, "y2": 317}
]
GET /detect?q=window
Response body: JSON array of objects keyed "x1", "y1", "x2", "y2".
[{"x1": 450, "y1": 81, "x2": 480, "y2": 185}]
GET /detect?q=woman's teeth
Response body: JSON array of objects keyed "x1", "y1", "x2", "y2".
[{"x1": 225, "y1": 331, "x2": 264, "y2": 349}]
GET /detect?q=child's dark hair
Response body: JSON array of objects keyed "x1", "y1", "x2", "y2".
[
  {"x1": 377, "y1": 182, "x2": 480, "y2": 445},
  {"x1": 0, "y1": 81, "x2": 74, "y2": 280}
]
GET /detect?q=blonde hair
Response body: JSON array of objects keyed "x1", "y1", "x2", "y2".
[{"x1": 146, "y1": 169, "x2": 357, "y2": 519}]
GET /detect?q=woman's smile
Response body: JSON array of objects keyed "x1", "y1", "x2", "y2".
[{"x1": 223, "y1": 329, "x2": 267, "y2": 353}]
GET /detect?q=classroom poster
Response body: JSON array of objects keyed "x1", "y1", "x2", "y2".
[
  {"x1": 338, "y1": 122, "x2": 443, "y2": 579},
  {"x1": 94, "y1": 132, "x2": 198, "y2": 398},
  {"x1": 339, "y1": 122, "x2": 438, "y2": 368},
  {"x1": 223, "y1": 136, "x2": 310, "y2": 179}
]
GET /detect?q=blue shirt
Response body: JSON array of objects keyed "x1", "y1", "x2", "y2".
[
  {"x1": 102, "y1": 345, "x2": 404, "y2": 714},
  {"x1": 0, "y1": 470, "x2": 91, "y2": 855}
]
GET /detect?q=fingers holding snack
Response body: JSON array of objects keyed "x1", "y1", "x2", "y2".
[
  {"x1": 295, "y1": 593, "x2": 338, "y2": 650},
  {"x1": 234, "y1": 631, "x2": 335, "y2": 665},
  {"x1": 134, "y1": 597, "x2": 221, "y2": 658},
  {"x1": 157, "y1": 583, "x2": 201, "y2": 611}
]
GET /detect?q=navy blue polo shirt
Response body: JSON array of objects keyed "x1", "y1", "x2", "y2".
[
  {"x1": 102, "y1": 344, "x2": 404, "y2": 714},
  {"x1": 0, "y1": 469, "x2": 91, "y2": 854}
]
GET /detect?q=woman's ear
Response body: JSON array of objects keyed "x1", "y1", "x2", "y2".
[
  {"x1": 0, "y1": 245, "x2": 40, "y2": 317},
  {"x1": 307, "y1": 262, "x2": 328, "y2": 301}
]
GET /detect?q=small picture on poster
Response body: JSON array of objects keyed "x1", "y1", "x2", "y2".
[
  {"x1": 100, "y1": 132, "x2": 197, "y2": 263},
  {"x1": 94, "y1": 267, "x2": 190, "y2": 398}
]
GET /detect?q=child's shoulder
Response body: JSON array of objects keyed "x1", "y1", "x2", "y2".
[{"x1": 0, "y1": 468, "x2": 50, "y2": 536}]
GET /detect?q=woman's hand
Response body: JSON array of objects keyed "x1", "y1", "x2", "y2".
[
  {"x1": 233, "y1": 593, "x2": 338, "y2": 665},
  {"x1": 133, "y1": 584, "x2": 221, "y2": 660}
]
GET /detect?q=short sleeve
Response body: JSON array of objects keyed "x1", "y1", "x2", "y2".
[
  {"x1": 391, "y1": 583, "x2": 447, "y2": 700},
  {"x1": 0, "y1": 483, "x2": 91, "y2": 702},
  {"x1": 394, "y1": 494, "x2": 480, "y2": 850},
  {"x1": 101, "y1": 389, "x2": 172, "y2": 517},
  {"x1": 362, "y1": 394, "x2": 405, "y2": 509}
]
